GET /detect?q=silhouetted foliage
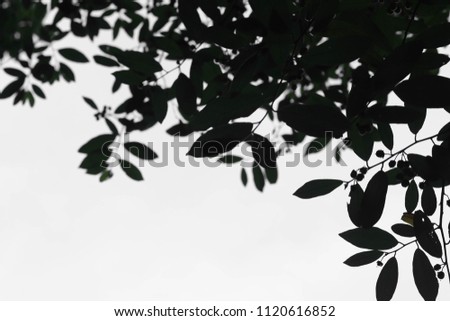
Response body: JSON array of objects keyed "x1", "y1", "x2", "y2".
[{"x1": 2, "y1": 0, "x2": 450, "y2": 300}]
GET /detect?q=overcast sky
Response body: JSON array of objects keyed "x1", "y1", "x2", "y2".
[{"x1": 1, "y1": 21, "x2": 450, "y2": 301}]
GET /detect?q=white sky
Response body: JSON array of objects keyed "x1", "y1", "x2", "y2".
[{"x1": 1, "y1": 19, "x2": 450, "y2": 301}]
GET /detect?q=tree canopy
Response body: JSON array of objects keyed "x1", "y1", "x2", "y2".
[{"x1": 1, "y1": 0, "x2": 450, "y2": 300}]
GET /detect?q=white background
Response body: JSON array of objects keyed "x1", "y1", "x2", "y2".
[{"x1": 1, "y1": 19, "x2": 450, "y2": 301}]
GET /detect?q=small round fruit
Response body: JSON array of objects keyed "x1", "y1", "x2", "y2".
[{"x1": 437, "y1": 271, "x2": 445, "y2": 280}]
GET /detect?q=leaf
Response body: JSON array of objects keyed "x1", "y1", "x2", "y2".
[
  {"x1": 405, "y1": 180, "x2": 419, "y2": 213},
  {"x1": 124, "y1": 142, "x2": 158, "y2": 160},
  {"x1": 344, "y1": 250, "x2": 383, "y2": 267},
  {"x1": 294, "y1": 179, "x2": 343, "y2": 199},
  {"x1": 32, "y1": 84, "x2": 46, "y2": 99},
  {"x1": 300, "y1": 36, "x2": 370, "y2": 68},
  {"x1": 83, "y1": 96, "x2": 98, "y2": 110},
  {"x1": 120, "y1": 159, "x2": 143, "y2": 181},
  {"x1": 359, "y1": 171, "x2": 388, "y2": 228},
  {"x1": 421, "y1": 183, "x2": 437, "y2": 216},
  {"x1": 187, "y1": 123, "x2": 253, "y2": 158},
  {"x1": 60, "y1": 63, "x2": 75, "y2": 82},
  {"x1": 413, "y1": 249, "x2": 439, "y2": 301},
  {"x1": 105, "y1": 119, "x2": 118, "y2": 135},
  {"x1": 246, "y1": 134, "x2": 277, "y2": 169},
  {"x1": 99, "y1": 170, "x2": 113, "y2": 182},
  {"x1": 174, "y1": 73, "x2": 197, "y2": 117},
  {"x1": 394, "y1": 75, "x2": 450, "y2": 108},
  {"x1": 252, "y1": 163, "x2": 265, "y2": 192},
  {"x1": 391, "y1": 223, "x2": 415, "y2": 238},
  {"x1": 348, "y1": 183, "x2": 364, "y2": 227},
  {"x1": 0, "y1": 78, "x2": 25, "y2": 99},
  {"x1": 218, "y1": 155, "x2": 243, "y2": 164},
  {"x1": 371, "y1": 42, "x2": 423, "y2": 98},
  {"x1": 408, "y1": 154, "x2": 437, "y2": 181},
  {"x1": 416, "y1": 22, "x2": 450, "y2": 49},
  {"x1": 339, "y1": 227, "x2": 398, "y2": 250},
  {"x1": 113, "y1": 70, "x2": 146, "y2": 85},
  {"x1": 178, "y1": 0, "x2": 205, "y2": 39},
  {"x1": 437, "y1": 122, "x2": 450, "y2": 141},
  {"x1": 4, "y1": 68, "x2": 25, "y2": 78},
  {"x1": 116, "y1": 51, "x2": 162, "y2": 75},
  {"x1": 377, "y1": 123, "x2": 393, "y2": 150},
  {"x1": 264, "y1": 166, "x2": 278, "y2": 184},
  {"x1": 166, "y1": 123, "x2": 194, "y2": 136},
  {"x1": 150, "y1": 86, "x2": 168, "y2": 123},
  {"x1": 366, "y1": 105, "x2": 423, "y2": 124},
  {"x1": 59, "y1": 48, "x2": 89, "y2": 63},
  {"x1": 376, "y1": 257, "x2": 398, "y2": 301},
  {"x1": 94, "y1": 55, "x2": 120, "y2": 67},
  {"x1": 241, "y1": 168, "x2": 248, "y2": 186},
  {"x1": 278, "y1": 104, "x2": 349, "y2": 138},
  {"x1": 413, "y1": 211, "x2": 442, "y2": 258},
  {"x1": 78, "y1": 134, "x2": 116, "y2": 154}
]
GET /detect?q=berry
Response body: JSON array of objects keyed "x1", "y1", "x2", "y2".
[
  {"x1": 377, "y1": 261, "x2": 383, "y2": 267},
  {"x1": 447, "y1": 200, "x2": 450, "y2": 207},
  {"x1": 438, "y1": 271, "x2": 445, "y2": 280},
  {"x1": 418, "y1": 182, "x2": 425, "y2": 189},
  {"x1": 351, "y1": 170, "x2": 357, "y2": 179},
  {"x1": 434, "y1": 264, "x2": 441, "y2": 271},
  {"x1": 397, "y1": 160, "x2": 405, "y2": 168},
  {"x1": 360, "y1": 167, "x2": 368, "y2": 174},
  {"x1": 401, "y1": 180, "x2": 409, "y2": 187},
  {"x1": 356, "y1": 174, "x2": 365, "y2": 181},
  {"x1": 375, "y1": 150, "x2": 385, "y2": 158},
  {"x1": 388, "y1": 160, "x2": 396, "y2": 168}
]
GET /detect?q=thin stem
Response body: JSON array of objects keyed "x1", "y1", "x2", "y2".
[
  {"x1": 403, "y1": 0, "x2": 421, "y2": 44},
  {"x1": 438, "y1": 183, "x2": 450, "y2": 284}
]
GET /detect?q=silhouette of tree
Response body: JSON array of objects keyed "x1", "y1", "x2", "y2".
[{"x1": 1, "y1": 0, "x2": 450, "y2": 300}]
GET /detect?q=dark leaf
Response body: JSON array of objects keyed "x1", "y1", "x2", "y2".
[
  {"x1": 408, "y1": 154, "x2": 437, "y2": 181},
  {"x1": 166, "y1": 123, "x2": 194, "y2": 136},
  {"x1": 264, "y1": 166, "x2": 278, "y2": 184},
  {"x1": 405, "y1": 180, "x2": 419, "y2": 213},
  {"x1": 359, "y1": 171, "x2": 388, "y2": 228},
  {"x1": 120, "y1": 159, "x2": 143, "y2": 181},
  {"x1": 366, "y1": 106, "x2": 423, "y2": 124},
  {"x1": 339, "y1": 227, "x2": 398, "y2": 250},
  {"x1": 32, "y1": 84, "x2": 46, "y2": 99},
  {"x1": 391, "y1": 223, "x2": 415, "y2": 238},
  {"x1": 94, "y1": 55, "x2": 120, "y2": 67},
  {"x1": 241, "y1": 168, "x2": 248, "y2": 186},
  {"x1": 377, "y1": 123, "x2": 393, "y2": 150},
  {"x1": 294, "y1": 179, "x2": 343, "y2": 199},
  {"x1": 371, "y1": 42, "x2": 423, "y2": 98},
  {"x1": 105, "y1": 119, "x2": 118, "y2": 135},
  {"x1": 413, "y1": 249, "x2": 439, "y2": 301},
  {"x1": 246, "y1": 134, "x2": 277, "y2": 169},
  {"x1": 150, "y1": 86, "x2": 168, "y2": 123},
  {"x1": 174, "y1": 73, "x2": 197, "y2": 117},
  {"x1": 0, "y1": 78, "x2": 25, "y2": 99},
  {"x1": 413, "y1": 211, "x2": 442, "y2": 258},
  {"x1": 83, "y1": 97, "x2": 98, "y2": 110},
  {"x1": 394, "y1": 75, "x2": 450, "y2": 108},
  {"x1": 124, "y1": 142, "x2": 158, "y2": 160},
  {"x1": 348, "y1": 183, "x2": 364, "y2": 227},
  {"x1": 300, "y1": 36, "x2": 370, "y2": 68},
  {"x1": 112, "y1": 70, "x2": 146, "y2": 85},
  {"x1": 278, "y1": 104, "x2": 349, "y2": 138},
  {"x1": 4, "y1": 68, "x2": 25, "y2": 78},
  {"x1": 187, "y1": 123, "x2": 253, "y2": 158},
  {"x1": 78, "y1": 134, "x2": 116, "y2": 154},
  {"x1": 437, "y1": 122, "x2": 450, "y2": 141},
  {"x1": 116, "y1": 51, "x2": 162, "y2": 75},
  {"x1": 421, "y1": 184, "x2": 437, "y2": 216},
  {"x1": 344, "y1": 250, "x2": 383, "y2": 267},
  {"x1": 59, "y1": 48, "x2": 89, "y2": 63},
  {"x1": 60, "y1": 63, "x2": 75, "y2": 82},
  {"x1": 252, "y1": 163, "x2": 265, "y2": 192},
  {"x1": 218, "y1": 155, "x2": 243, "y2": 164},
  {"x1": 416, "y1": 23, "x2": 450, "y2": 49},
  {"x1": 99, "y1": 170, "x2": 113, "y2": 182},
  {"x1": 376, "y1": 257, "x2": 398, "y2": 301}
]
